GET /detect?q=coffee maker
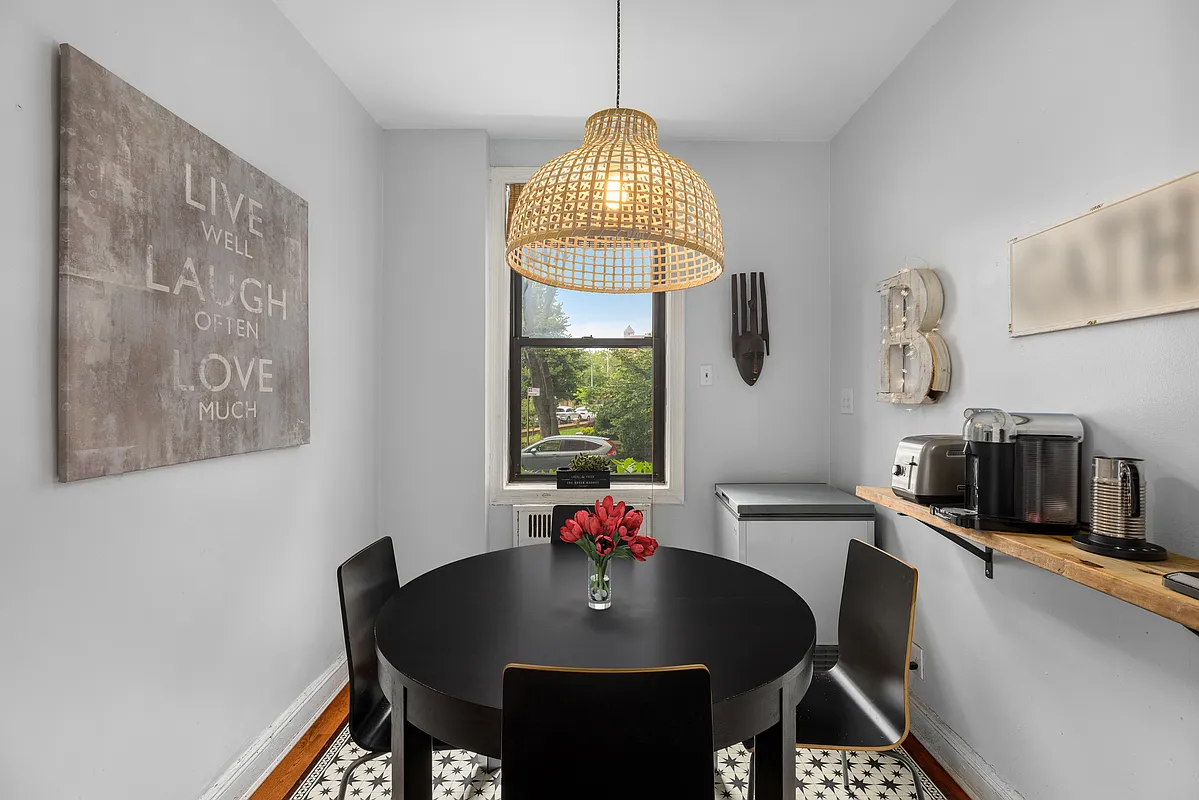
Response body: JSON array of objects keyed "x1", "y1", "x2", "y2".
[{"x1": 936, "y1": 408, "x2": 1084, "y2": 532}]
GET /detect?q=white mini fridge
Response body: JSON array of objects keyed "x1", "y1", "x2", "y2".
[{"x1": 714, "y1": 483, "x2": 875, "y2": 649}]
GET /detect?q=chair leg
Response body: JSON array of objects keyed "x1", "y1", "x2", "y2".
[
  {"x1": 892, "y1": 747, "x2": 926, "y2": 800},
  {"x1": 474, "y1": 754, "x2": 502, "y2": 773},
  {"x1": 336, "y1": 750, "x2": 386, "y2": 800},
  {"x1": 840, "y1": 750, "x2": 850, "y2": 792}
]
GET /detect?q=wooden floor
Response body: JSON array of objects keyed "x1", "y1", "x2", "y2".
[
  {"x1": 248, "y1": 685, "x2": 349, "y2": 800},
  {"x1": 249, "y1": 684, "x2": 973, "y2": 800}
]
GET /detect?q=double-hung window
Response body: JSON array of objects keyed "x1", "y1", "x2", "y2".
[{"x1": 488, "y1": 169, "x2": 684, "y2": 504}]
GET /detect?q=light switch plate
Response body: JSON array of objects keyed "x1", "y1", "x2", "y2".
[
  {"x1": 839, "y1": 388, "x2": 854, "y2": 414},
  {"x1": 700, "y1": 364, "x2": 713, "y2": 386}
]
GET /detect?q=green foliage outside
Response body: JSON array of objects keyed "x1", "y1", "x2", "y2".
[
  {"x1": 592, "y1": 349, "x2": 653, "y2": 462},
  {"x1": 611, "y1": 457, "x2": 653, "y2": 474}
]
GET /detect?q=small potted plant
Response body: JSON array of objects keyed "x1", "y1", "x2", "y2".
[
  {"x1": 559, "y1": 496, "x2": 658, "y2": 609},
  {"x1": 556, "y1": 453, "x2": 612, "y2": 490}
]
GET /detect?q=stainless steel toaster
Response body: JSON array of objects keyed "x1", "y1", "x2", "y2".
[{"x1": 892, "y1": 435, "x2": 967, "y2": 504}]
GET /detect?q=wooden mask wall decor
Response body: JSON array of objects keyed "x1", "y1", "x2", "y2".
[{"x1": 731, "y1": 272, "x2": 769, "y2": 386}]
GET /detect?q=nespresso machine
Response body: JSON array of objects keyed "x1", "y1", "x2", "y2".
[{"x1": 935, "y1": 408, "x2": 1084, "y2": 532}]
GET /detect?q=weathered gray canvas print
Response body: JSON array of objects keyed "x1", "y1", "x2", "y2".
[{"x1": 58, "y1": 45, "x2": 310, "y2": 481}]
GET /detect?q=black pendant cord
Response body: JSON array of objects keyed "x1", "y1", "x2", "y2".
[{"x1": 615, "y1": 0, "x2": 621, "y2": 108}]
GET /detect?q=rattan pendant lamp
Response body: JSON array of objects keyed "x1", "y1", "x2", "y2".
[{"x1": 505, "y1": 1, "x2": 724, "y2": 293}]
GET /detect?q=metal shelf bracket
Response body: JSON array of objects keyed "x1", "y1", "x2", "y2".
[{"x1": 898, "y1": 513, "x2": 994, "y2": 579}]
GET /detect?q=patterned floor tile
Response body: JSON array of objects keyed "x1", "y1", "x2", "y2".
[{"x1": 290, "y1": 726, "x2": 945, "y2": 800}]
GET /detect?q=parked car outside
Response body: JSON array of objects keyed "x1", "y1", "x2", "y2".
[
  {"x1": 574, "y1": 407, "x2": 595, "y2": 423},
  {"x1": 555, "y1": 405, "x2": 580, "y2": 424},
  {"x1": 520, "y1": 435, "x2": 617, "y2": 472}
]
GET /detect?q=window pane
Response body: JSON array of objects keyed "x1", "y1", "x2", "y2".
[
  {"x1": 520, "y1": 277, "x2": 653, "y2": 339},
  {"x1": 515, "y1": 346, "x2": 654, "y2": 476}
]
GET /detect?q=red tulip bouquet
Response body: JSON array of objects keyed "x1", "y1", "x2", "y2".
[{"x1": 560, "y1": 496, "x2": 659, "y2": 609}]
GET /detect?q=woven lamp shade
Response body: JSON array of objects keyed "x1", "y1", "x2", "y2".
[{"x1": 506, "y1": 108, "x2": 724, "y2": 293}]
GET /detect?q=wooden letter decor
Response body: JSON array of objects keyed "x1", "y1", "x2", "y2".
[
  {"x1": 57, "y1": 45, "x2": 310, "y2": 481},
  {"x1": 877, "y1": 267, "x2": 951, "y2": 406}
]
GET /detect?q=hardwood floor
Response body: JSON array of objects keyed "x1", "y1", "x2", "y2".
[
  {"x1": 904, "y1": 733, "x2": 973, "y2": 800},
  {"x1": 249, "y1": 684, "x2": 973, "y2": 800},
  {"x1": 248, "y1": 684, "x2": 349, "y2": 800}
]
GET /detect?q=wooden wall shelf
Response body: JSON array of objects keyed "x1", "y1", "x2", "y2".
[{"x1": 855, "y1": 486, "x2": 1199, "y2": 634}]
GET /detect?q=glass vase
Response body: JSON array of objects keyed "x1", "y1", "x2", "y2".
[{"x1": 587, "y1": 557, "x2": 612, "y2": 610}]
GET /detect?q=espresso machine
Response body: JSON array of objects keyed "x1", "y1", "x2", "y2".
[{"x1": 935, "y1": 408, "x2": 1084, "y2": 532}]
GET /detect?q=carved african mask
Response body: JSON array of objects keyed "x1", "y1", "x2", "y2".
[{"x1": 731, "y1": 272, "x2": 769, "y2": 386}]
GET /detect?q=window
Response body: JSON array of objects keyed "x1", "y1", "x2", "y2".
[
  {"x1": 507, "y1": 183, "x2": 666, "y2": 483},
  {"x1": 487, "y1": 168, "x2": 685, "y2": 504}
]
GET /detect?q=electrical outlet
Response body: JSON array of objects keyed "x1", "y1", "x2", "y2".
[
  {"x1": 910, "y1": 642, "x2": 924, "y2": 680},
  {"x1": 839, "y1": 387, "x2": 854, "y2": 414},
  {"x1": 699, "y1": 364, "x2": 713, "y2": 386}
]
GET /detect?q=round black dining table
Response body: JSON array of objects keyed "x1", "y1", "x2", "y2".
[{"x1": 376, "y1": 544, "x2": 815, "y2": 800}]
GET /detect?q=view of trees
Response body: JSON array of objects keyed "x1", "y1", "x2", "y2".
[{"x1": 518, "y1": 281, "x2": 654, "y2": 470}]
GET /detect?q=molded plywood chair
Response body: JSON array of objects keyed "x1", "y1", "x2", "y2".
[
  {"x1": 501, "y1": 664, "x2": 713, "y2": 800},
  {"x1": 337, "y1": 538, "x2": 474, "y2": 799},
  {"x1": 751, "y1": 539, "x2": 923, "y2": 799}
]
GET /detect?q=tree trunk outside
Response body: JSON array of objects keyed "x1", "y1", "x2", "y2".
[{"x1": 526, "y1": 349, "x2": 559, "y2": 438}]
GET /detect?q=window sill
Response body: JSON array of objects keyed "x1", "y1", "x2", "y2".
[{"x1": 489, "y1": 480, "x2": 684, "y2": 506}]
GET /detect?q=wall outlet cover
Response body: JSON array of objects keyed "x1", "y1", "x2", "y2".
[
  {"x1": 839, "y1": 387, "x2": 854, "y2": 414},
  {"x1": 700, "y1": 364, "x2": 713, "y2": 386},
  {"x1": 910, "y1": 642, "x2": 924, "y2": 680}
]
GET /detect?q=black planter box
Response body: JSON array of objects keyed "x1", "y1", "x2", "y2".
[{"x1": 556, "y1": 468, "x2": 612, "y2": 490}]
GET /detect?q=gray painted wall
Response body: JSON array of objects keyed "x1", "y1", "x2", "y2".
[
  {"x1": 488, "y1": 138, "x2": 832, "y2": 553},
  {"x1": 381, "y1": 130, "x2": 490, "y2": 583},
  {"x1": 829, "y1": 1, "x2": 1199, "y2": 797},
  {"x1": 2, "y1": 2, "x2": 383, "y2": 799}
]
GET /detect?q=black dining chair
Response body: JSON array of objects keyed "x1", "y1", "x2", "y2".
[
  {"x1": 501, "y1": 664, "x2": 713, "y2": 799},
  {"x1": 337, "y1": 537, "x2": 486, "y2": 800},
  {"x1": 550, "y1": 504, "x2": 592, "y2": 544},
  {"x1": 750, "y1": 538, "x2": 922, "y2": 798}
]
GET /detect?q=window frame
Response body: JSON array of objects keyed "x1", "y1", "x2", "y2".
[
  {"x1": 508, "y1": 275, "x2": 666, "y2": 484},
  {"x1": 486, "y1": 166, "x2": 685, "y2": 506}
]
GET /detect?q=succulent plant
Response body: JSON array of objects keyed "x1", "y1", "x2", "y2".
[{"x1": 569, "y1": 453, "x2": 612, "y2": 473}]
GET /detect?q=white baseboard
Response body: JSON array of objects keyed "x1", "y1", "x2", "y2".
[
  {"x1": 199, "y1": 655, "x2": 348, "y2": 800},
  {"x1": 910, "y1": 694, "x2": 1025, "y2": 800}
]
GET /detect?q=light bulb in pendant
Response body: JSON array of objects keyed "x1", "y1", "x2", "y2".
[{"x1": 604, "y1": 177, "x2": 625, "y2": 210}]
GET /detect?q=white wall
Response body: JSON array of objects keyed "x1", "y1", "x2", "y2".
[
  {"x1": 488, "y1": 138, "x2": 832, "y2": 552},
  {"x1": 1, "y1": 3, "x2": 383, "y2": 799},
  {"x1": 829, "y1": 1, "x2": 1199, "y2": 797},
  {"x1": 381, "y1": 130, "x2": 490, "y2": 582}
]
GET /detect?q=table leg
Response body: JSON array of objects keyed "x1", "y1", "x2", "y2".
[
  {"x1": 753, "y1": 682, "x2": 796, "y2": 800},
  {"x1": 393, "y1": 685, "x2": 432, "y2": 800}
]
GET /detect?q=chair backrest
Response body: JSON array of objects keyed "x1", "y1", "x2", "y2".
[
  {"x1": 835, "y1": 539, "x2": 918, "y2": 743},
  {"x1": 550, "y1": 505, "x2": 592, "y2": 545},
  {"x1": 502, "y1": 664, "x2": 713, "y2": 799},
  {"x1": 337, "y1": 537, "x2": 400, "y2": 748}
]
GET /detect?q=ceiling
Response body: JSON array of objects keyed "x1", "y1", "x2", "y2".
[{"x1": 274, "y1": 0, "x2": 956, "y2": 142}]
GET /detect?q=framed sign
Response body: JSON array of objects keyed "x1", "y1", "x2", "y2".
[
  {"x1": 1011, "y1": 169, "x2": 1199, "y2": 336},
  {"x1": 58, "y1": 45, "x2": 310, "y2": 481}
]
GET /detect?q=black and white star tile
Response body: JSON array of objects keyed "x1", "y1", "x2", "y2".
[{"x1": 290, "y1": 727, "x2": 946, "y2": 800}]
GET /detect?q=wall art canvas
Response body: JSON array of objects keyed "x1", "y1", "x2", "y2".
[
  {"x1": 1010, "y1": 169, "x2": 1199, "y2": 336},
  {"x1": 58, "y1": 45, "x2": 310, "y2": 481}
]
